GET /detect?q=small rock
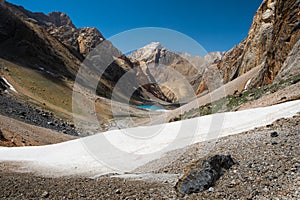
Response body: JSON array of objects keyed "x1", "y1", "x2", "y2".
[
  {"x1": 208, "y1": 187, "x2": 214, "y2": 192},
  {"x1": 263, "y1": 187, "x2": 269, "y2": 192},
  {"x1": 47, "y1": 121, "x2": 54, "y2": 126},
  {"x1": 270, "y1": 131, "x2": 279, "y2": 138},
  {"x1": 115, "y1": 189, "x2": 122, "y2": 194},
  {"x1": 41, "y1": 191, "x2": 49, "y2": 198}
]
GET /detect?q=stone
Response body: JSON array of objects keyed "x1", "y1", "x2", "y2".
[
  {"x1": 41, "y1": 191, "x2": 49, "y2": 198},
  {"x1": 115, "y1": 189, "x2": 122, "y2": 194},
  {"x1": 47, "y1": 121, "x2": 54, "y2": 126},
  {"x1": 175, "y1": 155, "x2": 235, "y2": 194},
  {"x1": 0, "y1": 129, "x2": 5, "y2": 140},
  {"x1": 270, "y1": 131, "x2": 279, "y2": 138}
]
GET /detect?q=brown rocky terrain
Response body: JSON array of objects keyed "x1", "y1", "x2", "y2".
[
  {"x1": 0, "y1": 1, "x2": 173, "y2": 130},
  {"x1": 129, "y1": 42, "x2": 223, "y2": 103},
  {"x1": 197, "y1": 0, "x2": 300, "y2": 94},
  {"x1": 0, "y1": 0, "x2": 299, "y2": 199},
  {"x1": 0, "y1": 114, "x2": 76, "y2": 147}
]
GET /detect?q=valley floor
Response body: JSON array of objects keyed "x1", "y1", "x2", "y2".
[{"x1": 0, "y1": 114, "x2": 299, "y2": 199}]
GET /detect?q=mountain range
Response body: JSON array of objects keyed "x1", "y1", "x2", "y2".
[
  {"x1": 0, "y1": 0, "x2": 299, "y2": 132},
  {"x1": 0, "y1": 0, "x2": 299, "y2": 198}
]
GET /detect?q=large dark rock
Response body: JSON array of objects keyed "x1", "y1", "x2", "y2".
[{"x1": 175, "y1": 155, "x2": 235, "y2": 194}]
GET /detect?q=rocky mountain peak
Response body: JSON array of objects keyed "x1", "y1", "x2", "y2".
[
  {"x1": 143, "y1": 42, "x2": 164, "y2": 50},
  {"x1": 48, "y1": 12, "x2": 75, "y2": 28},
  {"x1": 77, "y1": 27, "x2": 104, "y2": 56},
  {"x1": 129, "y1": 42, "x2": 165, "y2": 61},
  {"x1": 4, "y1": 3, "x2": 105, "y2": 58}
]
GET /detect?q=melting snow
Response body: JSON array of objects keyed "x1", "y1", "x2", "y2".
[{"x1": 0, "y1": 100, "x2": 299, "y2": 177}]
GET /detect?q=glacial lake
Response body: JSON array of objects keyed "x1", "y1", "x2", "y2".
[{"x1": 138, "y1": 105, "x2": 165, "y2": 111}]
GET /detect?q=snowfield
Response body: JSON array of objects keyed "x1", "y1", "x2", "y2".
[{"x1": 0, "y1": 100, "x2": 299, "y2": 177}]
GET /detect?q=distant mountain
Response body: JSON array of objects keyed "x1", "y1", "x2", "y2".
[
  {"x1": 128, "y1": 42, "x2": 224, "y2": 102},
  {"x1": 0, "y1": 2, "x2": 173, "y2": 104}
]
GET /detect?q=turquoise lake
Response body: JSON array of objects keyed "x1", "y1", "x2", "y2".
[{"x1": 137, "y1": 105, "x2": 165, "y2": 111}]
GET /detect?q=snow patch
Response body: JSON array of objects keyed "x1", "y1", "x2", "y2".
[
  {"x1": 244, "y1": 79, "x2": 252, "y2": 90},
  {"x1": 2, "y1": 77, "x2": 17, "y2": 93},
  {"x1": 129, "y1": 42, "x2": 164, "y2": 61},
  {"x1": 0, "y1": 100, "x2": 299, "y2": 177}
]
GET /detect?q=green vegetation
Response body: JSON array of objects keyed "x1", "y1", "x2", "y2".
[
  {"x1": 171, "y1": 73, "x2": 300, "y2": 122},
  {"x1": 0, "y1": 59, "x2": 73, "y2": 120}
]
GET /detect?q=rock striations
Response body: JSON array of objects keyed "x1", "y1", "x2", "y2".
[{"x1": 197, "y1": 0, "x2": 300, "y2": 94}]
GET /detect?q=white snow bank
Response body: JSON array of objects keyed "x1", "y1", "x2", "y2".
[
  {"x1": 0, "y1": 100, "x2": 299, "y2": 177},
  {"x1": 2, "y1": 77, "x2": 17, "y2": 93}
]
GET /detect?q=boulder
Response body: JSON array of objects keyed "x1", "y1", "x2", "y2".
[{"x1": 175, "y1": 155, "x2": 235, "y2": 194}]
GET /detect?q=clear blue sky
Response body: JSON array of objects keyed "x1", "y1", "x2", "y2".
[{"x1": 7, "y1": 0, "x2": 262, "y2": 54}]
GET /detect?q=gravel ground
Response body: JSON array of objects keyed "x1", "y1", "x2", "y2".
[
  {"x1": 0, "y1": 114, "x2": 76, "y2": 147},
  {"x1": 0, "y1": 93, "x2": 77, "y2": 136},
  {"x1": 0, "y1": 114, "x2": 299, "y2": 199}
]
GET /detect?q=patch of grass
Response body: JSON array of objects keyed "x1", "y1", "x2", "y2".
[{"x1": 1, "y1": 59, "x2": 73, "y2": 120}]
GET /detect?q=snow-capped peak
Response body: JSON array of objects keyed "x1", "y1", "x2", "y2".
[
  {"x1": 142, "y1": 42, "x2": 164, "y2": 51},
  {"x1": 128, "y1": 42, "x2": 165, "y2": 61}
]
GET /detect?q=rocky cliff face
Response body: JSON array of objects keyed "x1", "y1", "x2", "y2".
[
  {"x1": 8, "y1": 4, "x2": 105, "y2": 58},
  {"x1": 0, "y1": 3, "x2": 80, "y2": 79},
  {"x1": 198, "y1": 0, "x2": 300, "y2": 94},
  {"x1": 46, "y1": 17, "x2": 104, "y2": 57}
]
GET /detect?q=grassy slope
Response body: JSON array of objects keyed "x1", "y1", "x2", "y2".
[
  {"x1": 170, "y1": 73, "x2": 300, "y2": 121},
  {"x1": 0, "y1": 59, "x2": 73, "y2": 120}
]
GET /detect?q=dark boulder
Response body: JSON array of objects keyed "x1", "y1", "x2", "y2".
[{"x1": 175, "y1": 155, "x2": 235, "y2": 194}]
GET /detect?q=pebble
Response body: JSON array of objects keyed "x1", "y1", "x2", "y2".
[
  {"x1": 41, "y1": 191, "x2": 49, "y2": 198},
  {"x1": 115, "y1": 189, "x2": 122, "y2": 194}
]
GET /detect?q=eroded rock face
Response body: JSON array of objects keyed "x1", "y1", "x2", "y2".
[
  {"x1": 7, "y1": 3, "x2": 105, "y2": 58},
  {"x1": 175, "y1": 155, "x2": 235, "y2": 194},
  {"x1": 129, "y1": 43, "x2": 223, "y2": 102},
  {"x1": 47, "y1": 12, "x2": 75, "y2": 28},
  {"x1": 45, "y1": 13, "x2": 105, "y2": 57},
  {"x1": 216, "y1": 0, "x2": 299, "y2": 88},
  {"x1": 77, "y1": 28, "x2": 104, "y2": 56},
  {"x1": 275, "y1": 39, "x2": 300, "y2": 81}
]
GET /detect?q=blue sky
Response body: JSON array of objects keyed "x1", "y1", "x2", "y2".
[{"x1": 7, "y1": 0, "x2": 262, "y2": 54}]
